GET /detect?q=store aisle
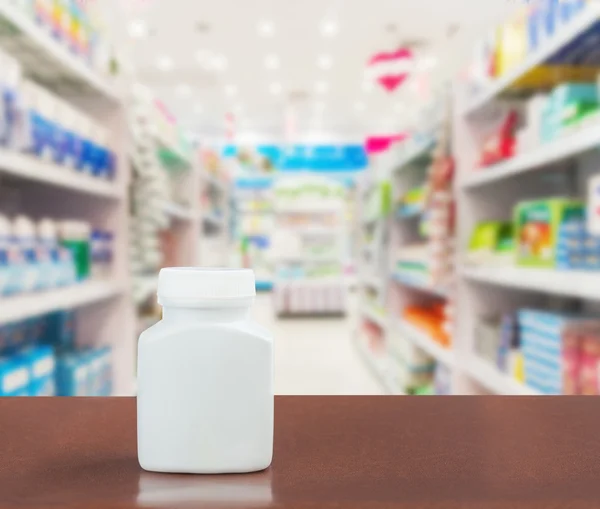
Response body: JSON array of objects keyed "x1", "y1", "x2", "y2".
[{"x1": 251, "y1": 293, "x2": 383, "y2": 395}]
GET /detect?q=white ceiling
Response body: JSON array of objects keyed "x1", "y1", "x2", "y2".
[{"x1": 121, "y1": 0, "x2": 514, "y2": 137}]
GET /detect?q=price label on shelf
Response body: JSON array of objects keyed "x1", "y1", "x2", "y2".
[{"x1": 588, "y1": 175, "x2": 600, "y2": 236}]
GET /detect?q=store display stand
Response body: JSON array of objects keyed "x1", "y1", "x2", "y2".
[{"x1": 0, "y1": 4, "x2": 134, "y2": 395}]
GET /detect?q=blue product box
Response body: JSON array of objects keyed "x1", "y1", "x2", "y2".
[
  {"x1": 56, "y1": 353, "x2": 89, "y2": 396},
  {"x1": 0, "y1": 87, "x2": 18, "y2": 147},
  {"x1": 18, "y1": 346, "x2": 55, "y2": 396},
  {"x1": 98, "y1": 347, "x2": 113, "y2": 396},
  {"x1": 552, "y1": 83, "x2": 598, "y2": 105},
  {"x1": 527, "y1": 4, "x2": 543, "y2": 53},
  {"x1": 44, "y1": 310, "x2": 75, "y2": 350},
  {"x1": 0, "y1": 356, "x2": 30, "y2": 396},
  {"x1": 105, "y1": 150, "x2": 116, "y2": 180},
  {"x1": 521, "y1": 330, "x2": 562, "y2": 354},
  {"x1": 518, "y1": 309, "x2": 570, "y2": 336},
  {"x1": 77, "y1": 137, "x2": 95, "y2": 173},
  {"x1": 539, "y1": 0, "x2": 559, "y2": 40}
]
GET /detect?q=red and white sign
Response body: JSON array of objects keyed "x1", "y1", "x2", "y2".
[{"x1": 366, "y1": 47, "x2": 415, "y2": 93}]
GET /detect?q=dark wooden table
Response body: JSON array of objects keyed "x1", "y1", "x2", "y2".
[{"x1": 0, "y1": 397, "x2": 599, "y2": 508}]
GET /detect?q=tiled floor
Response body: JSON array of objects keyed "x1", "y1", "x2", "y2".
[{"x1": 251, "y1": 293, "x2": 383, "y2": 395}]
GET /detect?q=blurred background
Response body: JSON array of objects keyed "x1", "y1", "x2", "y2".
[{"x1": 0, "y1": 0, "x2": 598, "y2": 397}]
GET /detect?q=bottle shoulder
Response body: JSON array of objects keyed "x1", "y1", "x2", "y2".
[{"x1": 139, "y1": 318, "x2": 272, "y2": 344}]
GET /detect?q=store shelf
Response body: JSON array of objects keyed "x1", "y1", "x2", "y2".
[
  {"x1": 0, "y1": 3, "x2": 121, "y2": 102},
  {"x1": 394, "y1": 320, "x2": 455, "y2": 367},
  {"x1": 202, "y1": 213, "x2": 225, "y2": 228},
  {"x1": 202, "y1": 171, "x2": 228, "y2": 193},
  {"x1": 362, "y1": 305, "x2": 387, "y2": 329},
  {"x1": 393, "y1": 139, "x2": 435, "y2": 174},
  {"x1": 463, "y1": 355, "x2": 540, "y2": 396},
  {"x1": 276, "y1": 203, "x2": 343, "y2": 214},
  {"x1": 462, "y1": 125, "x2": 600, "y2": 189},
  {"x1": 391, "y1": 271, "x2": 448, "y2": 298},
  {"x1": 462, "y1": 4, "x2": 600, "y2": 116},
  {"x1": 0, "y1": 281, "x2": 123, "y2": 325},
  {"x1": 352, "y1": 334, "x2": 398, "y2": 395},
  {"x1": 461, "y1": 265, "x2": 600, "y2": 301},
  {"x1": 0, "y1": 150, "x2": 122, "y2": 199},
  {"x1": 163, "y1": 201, "x2": 193, "y2": 221}
]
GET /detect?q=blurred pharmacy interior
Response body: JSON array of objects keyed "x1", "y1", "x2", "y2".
[{"x1": 1, "y1": 0, "x2": 600, "y2": 397}]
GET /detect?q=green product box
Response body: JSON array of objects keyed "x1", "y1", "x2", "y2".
[
  {"x1": 514, "y1": 198, "x2": 584, "y2": 269},
  {"x1": 467, "y1": 221, "x2": 514, "y2": 265}
]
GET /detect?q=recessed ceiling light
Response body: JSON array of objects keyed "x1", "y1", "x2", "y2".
[
  {"x1": 315, "y1": 81, "x2": 329, "y2": 94},
  {"x1": 317, "y1": 54, "x2": 332, "y2": 70},
  {"x1": 156, "y1": 55, "x2": 173, "y2": 72},
  {"x1": 129, "y1": 20, "x2": 147, "y2": 39},
  {"x1": 418, "y1": 56, "x2": 438, "y2": 71},
  {"x1": 212, "y1": 54, "x2": 228, "y2": 71},
  {"x1": 354, "y1": 101, "x2": 366, "y2": 112},
  {"x1": 265, "y1": 54, "x2": 280, "y2": 70},
  {"x1": 269, "y1": 82, "x2": 283, "y2": 95},
  {"x1": 258, "y1": 20, "x2": 275, "y2": 37},
  {"x1": 320, "y1": 20, "x2": 339, "y2": 37},
  {"x1": 225, "y1": 84, "x2": 238, "y2": 97},
  {"x1": 176, "y1": 84, "x2": 191, "y2": 97}
]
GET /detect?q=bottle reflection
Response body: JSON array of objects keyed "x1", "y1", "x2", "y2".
[{"x1": 137, "y1": 470, "x2": 273, "y2": 507}]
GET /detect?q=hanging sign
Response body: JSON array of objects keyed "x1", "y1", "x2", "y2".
[{"x1": 366, "y1": 47, "x2": 415, "y2": 93}]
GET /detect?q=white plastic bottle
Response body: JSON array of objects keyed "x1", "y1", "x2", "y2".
[{"x1": 137, "y1": 268, "x2": 273, "y2": 474}]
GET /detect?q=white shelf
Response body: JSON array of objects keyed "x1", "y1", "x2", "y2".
[
  {"x1": 463, "y1": 355, "x2": 540, "y2": 396},
  {"x1": 462, "y1": 124, "x2": 600, "y2": 189},
  {"x1": 203, "y1": 212, "x2": 225, "y2": 228},
  {"x1": 461, "y1": 265, "x2": 600, "y2": 301},
  {"x1": 0, "y1": 3, "x2": 121, "y2": 102},
  {"x1": 0, "y1": 150, "x2": 122, "y2": 199},
  {"x1": 163, "y1": 201, "x2": 193, "y2": 221},
  {"x1": 395, "y1": 320, "x2": 455, "y2": 367},
  {"x1": 362, "y1": 304, "x2": 387, "y2": 329},
  {"x1": 393, "y1": 139, "x2": 435, "y2": 174},
  {"x1": 352, "y1": 334, "x2": 399, "y2": 395},
  {"x1": 391, "y1": 271, "x2": 448, "y2": 298},
  {"x1": 202, "y1": 171, "x2": 228, "y2": 193},
  {"x1": 288, "y1": 226, "x2": 338, "y2": 236},
  {"x1": 462, "y1": 5, "x2": 600, "y2": 116},
  {"x1": 0, "y1": 280, "x2": 123, "y2": 325},
  {"x1": 276, "y1": 203, "x2": 343, "y2": 214}
]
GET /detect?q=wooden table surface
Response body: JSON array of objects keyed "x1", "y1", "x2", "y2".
[{"x1": 0, "y1": 397, "x2": 599, "y2": 508}]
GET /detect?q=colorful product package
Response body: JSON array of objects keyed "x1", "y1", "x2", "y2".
[
  {"x1": 0, "y1": 356, "x2": 30, "y2": 396},
  {"x1": 515, "y1": 199, "x2": 584, "y2": 268},
  {"x1": 17, "y1": 346, "x2": 55, "y2": 396}
]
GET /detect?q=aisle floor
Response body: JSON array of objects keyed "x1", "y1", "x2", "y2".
[{"x1": 251, "y1": 293, "x2": 383, "y2": 395}]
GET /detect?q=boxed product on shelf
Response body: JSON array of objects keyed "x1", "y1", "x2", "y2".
[
  {"x1": 0, "y1": 355, "x2": 29, "y2": 396},
  {"x1": 518, "y1": 308, "x2": 600, "y2": 395},
  {"x1": 389, "y1": 336, "x2": 435, "y2": 395},
  {"x1": 56, "y1": 346, "x2": 112, "y2": 397},
  {"x1": 402, "y1": 302, "x2": 451, "y2": 348},
  {"x1": 467, "y1": 221, "x2": 514, "y2": 266}
]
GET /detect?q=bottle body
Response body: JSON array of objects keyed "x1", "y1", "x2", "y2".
[{"x1": 137, "y1": 309, "x2": 273, "y2": 474}]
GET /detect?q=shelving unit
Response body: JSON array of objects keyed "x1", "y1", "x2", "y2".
[
  {"x1": 0, "y1": 2, "x2": 134, "y2": 395},
  {"x1": 453, "y1": 1, "x2": 600, "y2": 395},
  {"x1": 272, "y1": 176, "x2": 349, "y2": 317}
]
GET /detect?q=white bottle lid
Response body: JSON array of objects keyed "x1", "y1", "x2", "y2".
[
  {"x1": 59, "y1": 221, "x2": 91, "y2": 241},
  {"x1": 158, "y1": 268, "x2": 256, "y2": 306},
  {"x1": 13, "y1": 215, "x2": 36, "y2": 239},
  {"x1": 38, "y1": 218, "x2": 57, "y2": 240}
]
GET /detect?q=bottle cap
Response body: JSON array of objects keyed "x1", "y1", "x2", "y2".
[
  {"x1": 38, "y1": 218, "x2": 57, "y2": 240},
  {"x1": 158, "y1": 268, "x2": 256, "y2": 306}
]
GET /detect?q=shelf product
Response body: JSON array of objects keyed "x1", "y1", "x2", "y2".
[{"x1": 272, "y1": 176, "x2": 348, "y2": 316}]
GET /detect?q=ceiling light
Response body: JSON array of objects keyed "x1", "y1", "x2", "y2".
[
  {"x1": 320, "y1": 20, "x2": 339, "y2": 37},
  {"x1": 265, "y1": 54, "x2": 280, "y2": 70},
  {"x1": 129, "y1": 20, "x2": 147, "y2": 39},
  {"x1": 354, "y1": 101, "x2": 366, "y2": 112},
  {"x1": 317, "y1": 54, "x2": 333, "y2": 70},
  {"x1": 176, "y1": 84, "x2": 191, "y2": 97},
  {"x1": 225, "y1": 85, "x2": 238, "y2": 97},
  {"x1": 269, "y1": 82, "x2": 283, "y2": 95},
  {"x1": 258, "y1": 20, "x2": 275, "y2": 37},
  {"x1": 212, "y1": 54, "x2": 228, "y2": 71},
  {"x1": 418, "y1": 56, "x2": 438, "y2": 71},
  {"x1": 315, "y1": 81, "x2": 329, "y2": 94},
  {"x1": 156, "y1": 55, "x2": 173, "y2": 72}
]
